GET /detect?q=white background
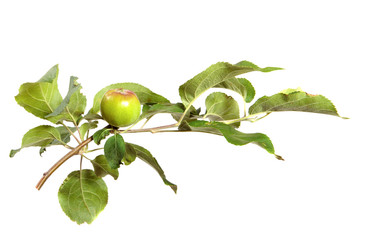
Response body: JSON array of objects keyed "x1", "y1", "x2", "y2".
[{"x1": 1, "y1": 0, "x2": 366, "y2": 239}]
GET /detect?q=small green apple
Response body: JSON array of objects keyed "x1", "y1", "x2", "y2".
[{"x1": 100, "y1": 88, "x2": 141, "y2": 127}]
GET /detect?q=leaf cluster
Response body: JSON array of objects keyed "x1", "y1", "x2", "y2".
[{"x1": 10, "y1": 60, "x2": 344, "y2": 224}]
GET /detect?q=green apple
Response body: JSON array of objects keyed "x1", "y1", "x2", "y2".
[{"x1": 100, "y1": 88, "x2": 141, "y2": 127}]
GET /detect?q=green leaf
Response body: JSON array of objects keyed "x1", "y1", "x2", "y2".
[
  {"x1": 83, "y1": 112, "x2": 103, "y2": 121},
  {"x1": 80, "y1": 121, "x2": 98, "y2": 140},
  {"x1": 140, "y1": 102, "x2": 200, "y2": 124},
  {"x1": 45, "y1": 76, "x2": 81, "y2": 117},
  {"x1": 179, "y1": 61, "x2": 281, "y2": 109},
  {"x1": 104, "y1": 134, "x2": 125, "y2": 169},
  {"x1": 15, "y1": 65, "x2": 62, "y2": 121},
  {"x1": 129, "y1": 143, "x2": 177, "y2": 193},
  {"x1": 53, "y1": 126, "x2": 76, "y2": 145},
  {"x1": 10, "y1": 125, "x2": 64, "y2": 157},
  {"x1": 248, "y1": 89, "x2": 344, "y2": 118},
  {"x1": 188, "y1": 120, "x2": 283, "y2": 160},
  {"x1": 39, "y1": 147, "x2": 47, "y2": 156},
  {"x1": 204, "y1": 92, "x2": 240, "y2": 128},
  {"x1": 46, "y1": 76, "x2": 81, "y2": 118},
  {"x1": 58, "y1": 170, "x2": 108, "y2": 224},
  {"x1": 177, "y1": 120, "x2": 193, "y2": 131},
  {"x1": 9, "y1": 149, "x2": 21, "y2": 157},
  {"x1": 46, "y1": 77, "x2": 87, "y2": 124},
  {"x1": 93, "y1": 128, "x2": 111, "y2": 145},
  {"x1": 122, "y1": 142, "x2": 136, "y2": 165},
  {"x1": 21, "y1": 125, "x2": 63, "y2": 147},
  {"x1": 235, "y1": 60, "x2": 283, "y2": 72},
  {"x1": 214, "y1": 77, "x2": 255, "y2": 103},
  {"x1": 91, "y1": 155, "x2": 119, "y2": 180},
  {"x1": 37, "y1": 126, "x2": 74, "y2": 155},
  {"x1": 140, "y1": 103, "x2": 185, "y2": 120},
  {"x1": 38, "y1": 64, "x2": 60, "y2": 83},
  {"x1": 279, "y1": 87, "x2": 303, "y2": 94},
  {"x1": 89, "y1": 82, "x2": 170, "y2": 114},
  {"x1": 39, "y1": 126, "x2": 77, "y2": 156}
]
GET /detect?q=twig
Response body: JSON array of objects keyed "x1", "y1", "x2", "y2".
[
  {"x1": 35, "y1": 136, "x2": 93, "y2": 190},
  {"x1": 35, "y1": 121, "x2": 222, "y2": 190},
  {"x1": 61, "y1": 122, "x2": 81, "y2": 144},
  {"x1": 121, "y1": 123, "x2": 178, "y2": 134},
  {"x1": 148, "y1": 129, "x2": 222, "y2": 136}
]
